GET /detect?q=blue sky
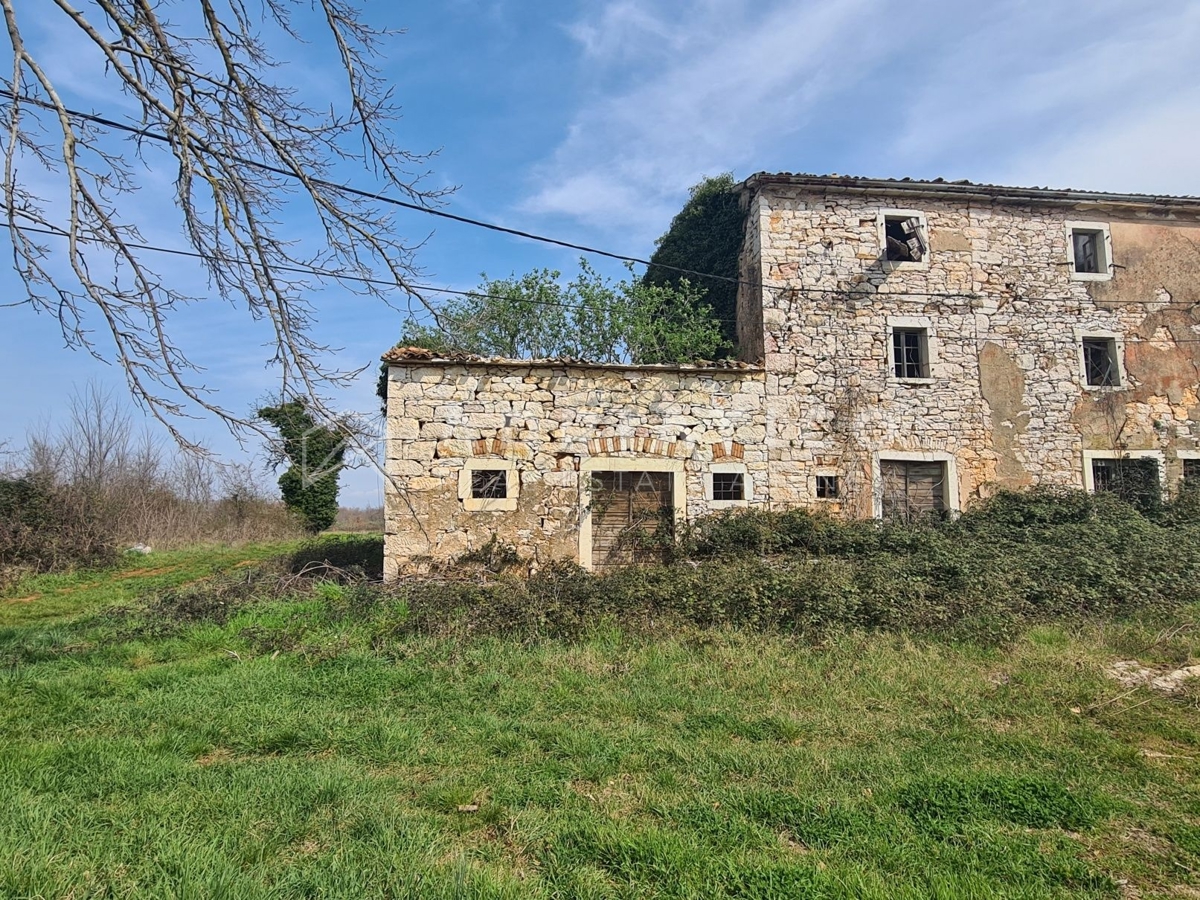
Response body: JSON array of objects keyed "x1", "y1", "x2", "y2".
[{"x1": 3, "y1": 0, "x2": 1200, "y2": 505}]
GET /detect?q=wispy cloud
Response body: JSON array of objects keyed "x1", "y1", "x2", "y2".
[
  {"x1": 521, "y1": 0, "x2": 885, "y2": 241},
  {"x1": 522, "y1": 0, "x2": 1200, "y2": 241}
]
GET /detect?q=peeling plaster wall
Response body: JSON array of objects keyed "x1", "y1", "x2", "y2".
[
  {"x1": 384, "y1": 363, "x2": 766, "y2": 577},
  {"x1": 746, "y1": 184, "x2": 1200, "y2": 511}
]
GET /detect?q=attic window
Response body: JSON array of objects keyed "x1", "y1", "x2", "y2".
[
  {"x1": 883, "y1": 213, "x2": 927, "y2": 263},
  {"x1": 1065, "y1": 221, "x2": 1112, "y2": 281}
]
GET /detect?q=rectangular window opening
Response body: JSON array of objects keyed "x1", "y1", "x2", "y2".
[
  {"x1": 880, "y1": 460, "x2": 948, "y2": 522},
  {"x1": 1185, "y1": 459, "x2": 1200, "y2": 484},
  {"x1": 816, "y1": 475, "x2": 840, "y2": 500},
  {"x1": 885, "y1": 215, "x2": 927, "y2": 263},
  {"x1": 470, "y1": 469, "x2": 508, "y2": 500},
  {"x1": 892, "y1": 328, "x2": 930, "y2": 380},
  {"x1": 1082, "y1": 337, "x2": 1119, "y2": 387},
  {"x1": 712, "y1": 472, "x2": 745, "y2": 502},
  {"x1": 1072, "y1": 229, "x2": 1103, "y2": 274},
  {"x1": 1091, "y1": 457, "x2": 1160, "y2": 511}
]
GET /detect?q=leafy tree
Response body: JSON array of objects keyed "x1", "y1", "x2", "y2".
[
  {"x1": 643, "y1": 174, "x2": 744, "y2": 349},
  {"x1": 398, "y1": 260, "x2": 726, "y2": 363},
  {"x1": 2, "y1": 2, "x2": 446, "y2": 443},
  {"x1": 377, "y1": 261, "x2": 728, "y2": 413},
  {"x1": 257, "y1": 400, "x2": 344, "y2": 533}
]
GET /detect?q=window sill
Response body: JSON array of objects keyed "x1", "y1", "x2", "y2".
[
  {"x1": 892, "y1": 377, "x2": 936, "y2": 386},
  {"x1": 462, "y1": 497, "x2": 518, "y2": 512},
  {"x1": 709, "y1": 499, "x2": 749, "y2": 510},
  {"x1": 1070, "y1": 271, "x2": 1113, "y2": 282},
  {"x1": 1081, "y1": 383, "x2": 1126, "y2": 393},
  {"x1": 882, "y1": 259, "x2": 930, "y2": 273}
]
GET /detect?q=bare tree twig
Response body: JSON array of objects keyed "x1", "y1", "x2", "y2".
[{"x1": 0, "y1": 0, "x2": 449, "y2": 445}]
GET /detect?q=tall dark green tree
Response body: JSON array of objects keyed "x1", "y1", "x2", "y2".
[
  {"x1": 257, "y1": 401, "x2": 344, "y2": 533},
  {"x1": 643, "y1": 174, "x2": 745, "y2": 349}
]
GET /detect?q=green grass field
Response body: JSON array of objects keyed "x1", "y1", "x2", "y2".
[{"x1": 2, "y1": 541, "x2": 1198, "y2": 899}]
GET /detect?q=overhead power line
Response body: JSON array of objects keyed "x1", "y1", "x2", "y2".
[
  {"x1": 0, "y1": 88, "x2": 739, "y2": 288},
  {"x1": 3, "y1": 89, "x2": 1199, "y2": 325},
  {"x1": 7, "y1": 220, "x2": 1200, "y2": 339},
  {"x1": 11, "y1": 218, "x2": 1200, "y2": 327}
]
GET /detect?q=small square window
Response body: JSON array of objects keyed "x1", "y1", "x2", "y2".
[
  {"x1": 884, "y1": 215, "x2": 927, "y2": 263},
  {"x1": 712, "y1": 472, "x2": 744, "y2": 502},
  {"x1": 1184, "y1": 459, "x2": 1200, "y2": 484},
  {"x1": 471, "y1": 469, "x2": 507, "y2": 500},
  {"x1": 816, "y1": 475, "x2": 840, "y2": 499},
  {"x1": 892, "y1": 328, "x2": 930, "y2": 380},
  {"x1": 1082, "y1": 337, "x2": 1120, "y2": 387}
]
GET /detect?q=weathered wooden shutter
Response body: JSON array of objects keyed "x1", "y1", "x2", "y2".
[
  {"x1": 590, "y1": 471, "x2": 673, "y2": 570},
  {"x1": 880, "y1": 460, "x2": 946, "y2": 522}
]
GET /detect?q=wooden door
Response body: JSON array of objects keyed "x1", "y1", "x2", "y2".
[{"x1": 590, "y1": 471, "x2": 673, "y2": 571}]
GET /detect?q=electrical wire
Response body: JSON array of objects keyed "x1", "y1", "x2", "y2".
[
  {"x1": 9, "y1": 88, "x2": 1197, "y2": 311},
  {"x1": 0, "y1": 88, "x2": 740, "y2": 288}
]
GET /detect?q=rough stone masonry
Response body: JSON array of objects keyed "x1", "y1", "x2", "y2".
[{"x1": 384, "y1": 175, "x2": 1200, "y2": 575}]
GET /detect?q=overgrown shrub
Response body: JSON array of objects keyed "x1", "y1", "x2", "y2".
[
  {"x1": 99, "y1": 489, "x2": 1200, "y2": 649},
  {"x1": 394, "y1": 488, "x2": 1200, "y2": 643},
  {"x1": 0, "y1": 475, "x2": 117, "y2": 585}
]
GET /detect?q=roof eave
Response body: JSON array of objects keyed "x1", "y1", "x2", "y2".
[{"x1": 738, "y1": 173, "x2": 1200, "y2": 213}]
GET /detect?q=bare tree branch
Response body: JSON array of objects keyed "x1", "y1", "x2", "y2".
[{"x1": 0, "y1": 0, "x2": 448, "y2": 444}]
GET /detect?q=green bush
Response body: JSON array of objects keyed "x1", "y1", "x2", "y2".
[
  {"x1": 392, "y1": 488, "x2": 1200, "y2": 643},
  {"x1": 0, "y1": 475, "x2": 117, "y2": 583}
]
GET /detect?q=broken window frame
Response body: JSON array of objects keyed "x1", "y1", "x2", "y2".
[
  {"x1": 815, "y1": 475, "x2": 840, "y2": 500},
  {"x1": 879, "y1": 209, "x2": 929, "y2": 267},
  {"x1": 1080, "y1": 336, "x2": 1121, "y2": 388}
]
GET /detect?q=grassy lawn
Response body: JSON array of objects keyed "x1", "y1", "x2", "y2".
[{"x1": 1, "y1": 543, "x2": 1198, "y2": 898}]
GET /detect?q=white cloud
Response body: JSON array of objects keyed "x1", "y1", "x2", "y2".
[
  {"x1": 521, "y1": 0, "x2": 886, "y2": 240},
  {"x1": 887, "y1": 1, "x2": 1200, "y2": 193},
  {"x1": 522, "y1": 0, "x2": 1200, "y2": 241}
]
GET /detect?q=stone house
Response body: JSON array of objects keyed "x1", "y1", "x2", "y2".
[{"x1": 383, "y1": 174, "x2": 1200, "y2": 577}]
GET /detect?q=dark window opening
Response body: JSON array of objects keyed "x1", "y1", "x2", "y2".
[
  {"x1": 885, "y1": 216, "x2": 927, "y2": 263},
  {"x1": 816, "y1": 475, "x2": 840, "y2": 499},
  {"x1": 893, "y1": 328, "x2": 930, "y2": 379},
  {"x1": 1082, "y1": 337, "x2": 1119, "y2": 387},
  {"x1": 1072, "y1": 230, "x2": 1102, "y2": 274},
  {"x1": 1185, "y1": 459, "x2": 1200, "y2": 484},
  {"x1": 880, "y1": 460, "x2": 947, "y2": 523},
  {"x1": 712, "y1": 472, "x2": 745, "y2": 502},
  {"x1": 1092, "y1": 457, "x2": 1160, "y2": 511},
  {"x1": 471, "y1": 469, "x2": 507, "y2": 500}
]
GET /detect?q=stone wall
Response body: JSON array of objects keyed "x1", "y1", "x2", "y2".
[
  {"x1": 739, "y1": 183, "x2": 1200, "y2": 515},
  {"x1": 384, "y1": 361, "x2": 766, "y2": 577}
]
